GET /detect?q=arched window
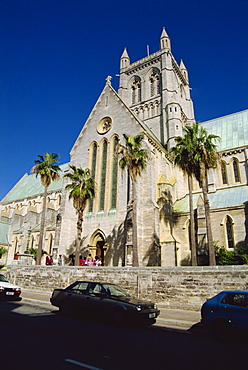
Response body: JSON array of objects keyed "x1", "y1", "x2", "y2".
[
  {"x1": 99, "y1": 140, "x2": 108, "y2": 211},
  {"x1": 226, "y1": 216, "x2": 234, "y2": 249},
  {"x1": 131, "y1": 76, "x2": 141, "y2": 104},
  {"x1": 48, "y1": 234, "x2": 53, "y2": 254},
  {"x1": 88, "y1": 142, "x2": 97, "y2": 212},
  {"x1": 233, "y1": 159, "x2": 240, "y2": 183},
  {"x1": 149, "y1": 70, "x2": 160, "y2": 97},
  {"x1": 110, "y1": 137, "x2": 119, "y2": 209},
  {"x1": 221, "y1": 162, "x2": 228, "y2": 185}
]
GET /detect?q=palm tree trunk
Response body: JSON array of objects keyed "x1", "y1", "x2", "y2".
[
  {"x1": 200, "y1": 164, "x2": 216, "y2": 266},
  {"x1": 36, "y1": 186, "x2": 48, "y2": 265},
  {"x1": 75, "y1": 211, "x2": 83, "y2": 266},
  {"x1": 188, "y1": 174, "x2": 197, "y2": 266},
  {"x1": 132, "y1": 181, "x2": 139, "y2": 267}
]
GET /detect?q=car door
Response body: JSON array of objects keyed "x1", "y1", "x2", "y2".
[
  {"x1": 65, "y1": 282, "x2": 90, "y2": 311},
  {"x1": 220, "y1": 293, "x2": 248, "y2": 329},
  {"x1": 86, "y1": 283, "x2": 112, "y2": 313}
]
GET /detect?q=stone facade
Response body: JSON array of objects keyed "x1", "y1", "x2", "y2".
[
  {"x1": 7, "y1": 264, "x2": 248, "y2": 310},
  {"x1": 1, "y1": 29, "x2": 247, "y2": 267}
]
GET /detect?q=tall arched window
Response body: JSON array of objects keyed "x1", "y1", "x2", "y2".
[
  {"x1": 226, "y1": 216, "x2": 234, "y2": 249},
  {"x1": 221, "y1": 162, "x2": 228, "y2": 185},
  {"x1": 149, "y1": 70, "x2": 160, "y2": 97},
  {"x1": 233, "y1": 159, "x2": 240, "y2": 182},
  {"x1": 88, "y1": 142, "x2": 97, "y2": 212},
  {"x1": 131, "y1": 76, "x2": 141, "y2": 104},
  {"x1": 110, "y1": 137, "x2": 119, "y2": 209},
  {"x1": 99, "y1": 140, "x2": 108, "y2": 211}
]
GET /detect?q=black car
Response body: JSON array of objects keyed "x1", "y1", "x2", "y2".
[{"x1": 50, "y1": 281, "x2": 160, "y2": 326}]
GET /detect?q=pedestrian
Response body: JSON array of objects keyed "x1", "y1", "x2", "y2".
[
  {"x1": 46, "y1": 254, "x2": 53, "y2": 265},
  {"x1": 14, "y1": 252, "x2": 19, "y2": 260},
  {"x1": 86, "y1": 254, "x2": 94, "y2": 266},
  {"x1": 82, "y1": 256, "x2": 87, "y2": 266},
  {"x1": 57, "y1": 254, "x2": 62, "y2": 266},
  {"x1": 79, "y1": 255, "x2": 83, "y2": 266},
  {"x1": 95, "y1": 257, "x2": 102, "y2": 267}
]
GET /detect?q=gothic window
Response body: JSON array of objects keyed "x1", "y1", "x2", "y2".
[
  {"x1": 149, "y1": 70, "x2": 160, "y2": 97},
  {"x1": 226, "y1": 216, "x2": 234, "y2": 249},
  {"x1": 99, "y1": 140, "x2": 108, "y2": 211},
  {"x1": 110, "y1": 137, "x2": 119, "y2": 209},
  {"x1": 131, "y1": 76, "x2": 141, "y2": 104},
  {"x1": 89, "y1": 142, "x2": 97, "y2": 213},
  {"x1": 221, "y1": 162, "x2": 228, "y2": 185},
  {"x1": 233, "y1": 159, "x2": 240, "y2": 182}
]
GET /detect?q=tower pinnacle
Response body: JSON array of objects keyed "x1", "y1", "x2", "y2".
[{"x1": 160, "y1": 27, "x2": 171, "y2": 50}]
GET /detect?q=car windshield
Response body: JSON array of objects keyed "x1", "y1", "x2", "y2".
[
  {"x1": 0, "y1": 275, "x2": 9, "y2": 282},
  {"x1": 102, "y1": 284, "x2": 130, "y2": 297}
]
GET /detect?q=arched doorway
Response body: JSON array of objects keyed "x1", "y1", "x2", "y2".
[{"x1": 90, "y1": 230, "x2": 107, "y2": 266}]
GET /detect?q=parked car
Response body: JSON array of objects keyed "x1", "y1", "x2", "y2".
[
  {"x1": 0, "y1": 274, "x2": 22, "y2": 300},
  {"x1": 50, "y1": 281, "x2": 160, "y2": 326},
  {"x1": 201, "y1": 290, "x2": 248, "y2": 339}
]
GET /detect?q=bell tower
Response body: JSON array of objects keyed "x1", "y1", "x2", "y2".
[{"x1": 118, "y1": 28, "x2": 195, "y2": 148}]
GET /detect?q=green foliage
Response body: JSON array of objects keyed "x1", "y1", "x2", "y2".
[
  {"x1": 0, "y1": 247, "x2": 7, "y2": 258},
  {"x1": 28, "y1": 248, "x2": 47, "y2": 259},
  {"x1": 214, "y1": 243, "x2": 248, "y2": 265}
]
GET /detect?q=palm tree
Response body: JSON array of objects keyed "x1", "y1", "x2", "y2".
[
  {"x1": 170, "y1": 131, "x2": 198, "y2": 266},
  {"x1": 64, "y1": 165, "x2": 95, "y2": 266},
  {"x1": 192, "y1": 125, "x2": 220, "y2": 265},
  {"x1": 118, "y1": 134, "x2": 148, "y2": 267},
  {"x1": 31, "y1": 153, "x2": 61, "y2": 265},
  {"x1": 173, "y1": 124, "x2": 220, "y2": 266}
]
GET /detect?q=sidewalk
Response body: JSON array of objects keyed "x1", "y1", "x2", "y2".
[{"x1": 21, "y1": 290, "x2": 201, "y2": 330}]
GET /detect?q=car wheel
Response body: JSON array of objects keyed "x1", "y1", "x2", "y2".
[
  {"x1": 112, "y1": 308, "x2": 125, "y2": 326},
  {"x1": 212, "y1": 319, "x2": 231, "y2": 340}
]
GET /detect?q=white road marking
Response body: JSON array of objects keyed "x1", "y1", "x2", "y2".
[{"x1": 65, "y1": 358, "x2": 103, "y2": 370}]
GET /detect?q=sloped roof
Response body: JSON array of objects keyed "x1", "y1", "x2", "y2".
[
  {"x1": 174, "y1": 185, "x2": 248, "y2": 213},
  {"x1": 201, "y1": 109, "x2": 248, "y2": 151},
  {"x1": 1, "y1": 163, "x2": 68, "y2": 204},
  {"x1": 0, "y1": 221, "x2": 9, "y2": 245}
]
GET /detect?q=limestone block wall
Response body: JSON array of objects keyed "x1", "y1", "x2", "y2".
[{"x1": 6, "y1": 265, "x2": 248, "y2": 310}]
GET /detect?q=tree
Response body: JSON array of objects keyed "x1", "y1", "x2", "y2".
[
  {"x1": 31, "y1": 153, "x2": 61, "y2": 265},
  {"x1": 180, "y1": 124, "x2": 220, "y2": 266},
  {"x1": 118, "y1": 134, "x2": 148, "y2": 267},
  {"x1": 193, "y1": 125, "x2": 220, "y2": 265},
  {"x1": 170, "y1": 131, "x2": 198, "y2": 266},
  {"x1": 64, "y1": 165, "x2": 95, "y2": 266}
]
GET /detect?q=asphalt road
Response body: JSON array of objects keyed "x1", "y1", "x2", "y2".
[
  {"x1": 1, "y1": 299, "x2": 248, "y2": 370},
  {"x1": 21, "y1": 289, "x2": 202, "y2": 330}
]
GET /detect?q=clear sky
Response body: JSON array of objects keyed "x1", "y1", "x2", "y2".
[{"x1": 1, "y1": 0, "x2": 248, "y2": 200}]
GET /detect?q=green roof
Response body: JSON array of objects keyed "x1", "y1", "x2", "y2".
[
  {"x1": 201, "y1": 109, "x2": 248, "y2": 151},
  {"x1": 1, "y1": 163, "x2": 68, "y2": 204},
  {"x1": 0, "y1": 221, "x2": 9, "y2": 245},
  {"x1": 174, "y1": 185, "x2": 248, "y2": 213}
]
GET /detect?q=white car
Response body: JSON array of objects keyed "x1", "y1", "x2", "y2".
[{"x1": 0, "y1": 274, "x2": 21, "y2": 300}]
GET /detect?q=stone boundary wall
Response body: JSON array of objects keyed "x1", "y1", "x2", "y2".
[{"x1": 6, "y1": 265, "x2": 248, "y2": 310}]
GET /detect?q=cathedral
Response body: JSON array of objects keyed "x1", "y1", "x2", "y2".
[{"x1": 1, "y1": 29, "x2": 247, "y2": 267}]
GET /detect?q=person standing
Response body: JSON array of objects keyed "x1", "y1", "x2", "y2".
[
  {"x1": 86, "y1": 254, "x2": 94, "y2": 266},
  {"x1": 57, "y1": 255, "x2": 62, "y2": 266}
]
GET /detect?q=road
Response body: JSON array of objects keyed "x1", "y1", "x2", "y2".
[{"x1": 1, "y1": 299, "x2": 248, "y2": 370}]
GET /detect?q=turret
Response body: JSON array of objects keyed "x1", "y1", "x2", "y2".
[
  {"x1": 160, "y1": 27, "x2": 171, "y2": 50},
  {"x1": 120, "y1": 47, "x2": 130, "y2": 71},
  {"x1": 179, "y1": 60, "x2": 189, "y2": 83}
]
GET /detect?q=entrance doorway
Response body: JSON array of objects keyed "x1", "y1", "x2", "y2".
[{"x1": 90, "y1": 230, "x2": 106, "y2": 266}]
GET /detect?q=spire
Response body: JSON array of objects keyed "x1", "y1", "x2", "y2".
[
  {"x1": 179, "y1": 60, "x2": 189, "y2": 82},
  {"x1": 120, "y1": 47, "x2": 130, "y2": 70},
  {"x1": 160, "y1": 27, "x2": 171, "y2": 50}
]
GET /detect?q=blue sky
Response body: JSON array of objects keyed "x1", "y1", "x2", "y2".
[{"x1": 1, "y1": 0, "x2": 248, "y2": 200}]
